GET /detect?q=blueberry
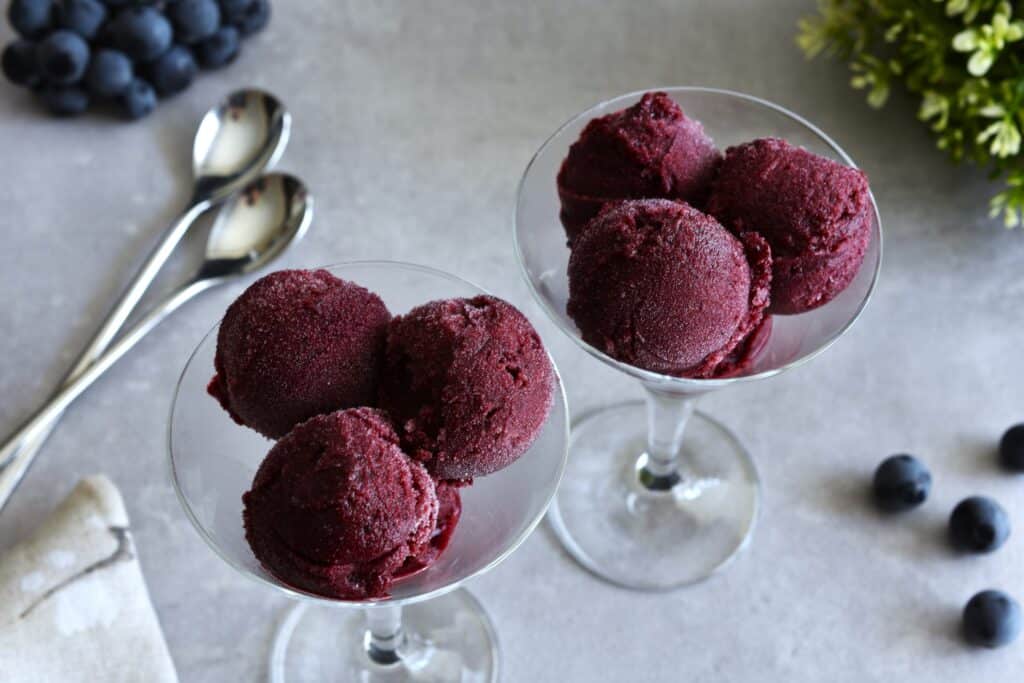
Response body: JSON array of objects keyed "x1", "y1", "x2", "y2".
[
  {"x1": 85, "y1": 48, "x2": 132, "y2": 96},
  {"x1": 218, "y1": 0, "x2": 251, "y2": 16},
  {"x1": 112, "y1": 6, "x2": 172, "y2": 62},
  {"x1": 2, "y1": 40, "x2": 41, "y2": 87},
  {"x1": 229, "y1": 0, "x2": 268, "y2": 36},
  {"x1": 147, "y1": 44, "x2": 195, "y2": 95},
  {"x1": 116, "y1": 76, "x2": 155, "y2": 118},
  {"x1": 999, "y1": 423, "x2": 1024, "y2": 472},
  {"x1": 195, "y1": 25, "x2": 239, "y2": 69},
  {"x1": 101, "y1": 0, "x2": 149, "y2": 7},
  {"x1": 949, "y1": 496, "x2": 1010, "y2": 553},
  {"x1": 36, "y1": 30, "x2": 90, "y2": 84},
  {"x1": 55, "y1": 0, "x2": 107, "y2": 39},
  {"x1": 93, "y1": 18, "x2": 117, "y2": 48},
  {"x1": 8, "y1": 0, "x2": 53, "y2": 39},
  {"x1": 217, "y1": 0, "x2": 251, "y2": 25},
  {"x1": 872, "y1": 454, "x2": 931, "y2": 512},
  {"x1": 38, "y1": 83, "x2": 89, "y2": 115},
  {"x1": 167, "y1": 0, "x2": 220, "y2": 44},
  {"x1": 963, "y1": 590, "x2": 1021, "y2": 648}
]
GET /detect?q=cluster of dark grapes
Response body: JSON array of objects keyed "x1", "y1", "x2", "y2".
[{"x1": 2, "y1": 0, "x2": 270, "y2": 119}]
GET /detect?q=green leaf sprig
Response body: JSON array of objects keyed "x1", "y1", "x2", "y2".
[{"x1": 799, "y1": 0, "x2": 1024, "y2": 227}]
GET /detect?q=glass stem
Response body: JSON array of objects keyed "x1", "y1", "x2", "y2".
[
  {"x1": 364, "y1": 604, "x2": 405, "y2": 666},
  {"x1": 638, "y1": 386, "x2": 698, "y2": 491}
]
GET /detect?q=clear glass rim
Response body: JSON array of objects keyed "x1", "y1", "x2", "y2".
[
  {"x1": 512, "y1": 85, "x2": 885, "y2": 389},
  {"x1": 166, "y1": 259, "x2": 571, "y2": 608}
]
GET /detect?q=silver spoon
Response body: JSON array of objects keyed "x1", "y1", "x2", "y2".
[
  {"x1": 0, "y1": 89, "x2": 289, "y2": 471},
  {"x1": 73, "y1": 88, "x2": 290, "y2": 383},
  {"x1": 0, "y1": 174, "x2": 313, "y2": 512}
]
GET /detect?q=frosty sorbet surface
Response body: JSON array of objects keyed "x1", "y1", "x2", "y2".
[
  {"x1": 707, "y1": 137, "x2": 872, "y2": 314},
  {"x1": 557, "y1": 91, "x2": 721, "y2": 242},
  {"x1": 567, "y1": 199, "x2": 771, "y2": 378},
  {"x1": 380, "y1": 295, "x2": 555, "y2": 481},
  {"x1": 242, "y1": 408, "x2": 439, "y2": 599},
  {"x1": 209, "y1": 269, "x2": 391, "y2": 438}
]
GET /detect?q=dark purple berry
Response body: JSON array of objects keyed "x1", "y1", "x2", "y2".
[
  {"x1": 872, "y1": 454, "x2": 930, "y2": 512},
  {"x1": 116, "y1": 76, "x2": 155, "y2": 118},
  {"x1": 963, "y1": 590, "x2": 1021, "y2": 648},
  {"x1": 36, "y1": 29, "x2": 90, "y2": 84},
  {"x1": 195, "y1": 25, "x2": 239, "y2": 68},
  {"x1": 230, "y1": 0, "x2": 268, "y2": 36},
  {"x1": 999, "y1": 423, "x2": 1024, "y2": 472},
  {"x1": 8, "y1": 0, "x2": 53, "y2": 39},
  {"x1": 2, "y1": 40, "x2": 41, "y2": 87},
  {"x1": 167, "y1": 0, "x2": 220, "y2": 44},
  {"x1": 55, "y1": 0, "x2": 107, "y2": 40},
  {"x1": 217, "y1": 0, "x2": 250, "y2": 16},
  {"x1": 949, "y1": 496, "x2": 1010, "y2": 553},
  {"x1": 111, "y1": 6, "x2": 172, "y2": 62},
  {"x1": 38, "y1": 83, "x2": 89, "y2": 115},
  {"x1": 85, "y1": 48, "x2": 132, "y2": 96},
  {"x1": 147, "y1": 44, "x2": 195, "y2": 95}
]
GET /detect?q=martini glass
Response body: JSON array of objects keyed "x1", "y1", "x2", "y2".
[
  {"x1": 169, "y1": 261, "x2": 569, "y2": 682},
  {"x1": 514, "y1": 87, "x2": 881, "y2": 591}
]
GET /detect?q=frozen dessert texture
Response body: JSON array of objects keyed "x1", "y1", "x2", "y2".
[
  {"x1": 557, "y1": 91, "x2": 721, "y2": 242},
  {"x1": 714, "y1": 315, "x2": 773, "y2": 378},
  {"x1": 242, "y1": 408, "x2": 439, "y2": 600},
  {"x1": 707, "y1": 137, "x2": 872, "y2": 314},
  {"x1": 567, "y1": 199, "x2": 771, "y2": 378},
  {"x1": 379, "y1": 295, "x2": 555, "y2": 481},
  {"x1": 208, "y1": 269, "x2": 391, "y2": 439},
  {"x1": 212, "y1": 270, "x2": 560, "y2": 599},
  {"x1": 402, "y1": 480, "x2": 462, "y2": 574}
]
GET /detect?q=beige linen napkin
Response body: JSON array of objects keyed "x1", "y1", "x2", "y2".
[{"x1": 0, "y1": 476, "x2": 178, "y2": 683}]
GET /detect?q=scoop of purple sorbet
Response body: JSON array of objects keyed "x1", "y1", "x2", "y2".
[
  {"x1": 557, "y1": 91, "x2": 722, "y2": 243},
  {"x1": 379, "y1": 295, "x2": 555, "y2": 481},
  {"x1": 706, "y1": 137, "x2": 872, "y2": 314},
  {"x1": 242, "y1": 408, "x2": 439, "y2": 600},
  {"x1": 567, "y1": 199, "x2": 771, "y2": 378},
  {"x1": 208, "y1": 269, "x2": 391, "y2": 439}
]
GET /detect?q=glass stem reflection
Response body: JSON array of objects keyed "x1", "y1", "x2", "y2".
[
  {"x1": 364, "y1": 604, "x2": 404, "y2": 666},
  {"x1": 638, "y1": 386, "x2": 698, "y2": 491}
]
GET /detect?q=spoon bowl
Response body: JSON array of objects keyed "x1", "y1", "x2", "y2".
[
  {"x1": 199, "y1": 174, "x2": 313, "y2": 281},
  {"x1": 191, "y1": 90, "x2": 291, "y2": 205}
]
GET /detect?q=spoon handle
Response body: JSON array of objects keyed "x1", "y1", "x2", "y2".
[
  {"x1": 0, "y1": 276, "x2": 217, "y2": 513},
  {"x1": 0, "y1": 199, "x2": 209, "y2": 472},
  {"x1": 83, "y1": 198, "x2": 212, "y2": 373}
]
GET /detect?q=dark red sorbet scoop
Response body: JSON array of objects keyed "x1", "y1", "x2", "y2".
[
  {"x1": 567, "y1": 199, "x2": 771, "y2": 378},
  {"x1": 242, "y1": 408, "x2": 440, "y2": 600},
  {"x1": 557, "y1": 91, "x2": 722, "y2": 243},
  {"x1": 379, "y1": 296, "x2": 555, "y2": 482},
  {"x1": 208, "y1": 269, "x2": 391, "y2": 439},
  {"x1": 707, "y1": 137, "x2": 872, "y2": 315}
]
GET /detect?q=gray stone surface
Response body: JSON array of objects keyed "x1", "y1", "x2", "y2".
[{"x1": 2, "y1": 1, "x2": 1023, "y2": 680}]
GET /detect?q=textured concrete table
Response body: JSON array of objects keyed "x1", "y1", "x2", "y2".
[{"x1": 2, "y1": 1, "x2": 1023, "y2": 680}]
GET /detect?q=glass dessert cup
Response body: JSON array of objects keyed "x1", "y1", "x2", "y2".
[
  {"x1": 514, "y1": 87, "x2": 882, "y2": 591},
  {"x1": 169, "y1": 261, "x2": 570, "y2": 682}
]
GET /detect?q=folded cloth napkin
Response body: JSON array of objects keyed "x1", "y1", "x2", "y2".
[{"x1": 0, "y1": 476, "x2": 178, "y2": 683}]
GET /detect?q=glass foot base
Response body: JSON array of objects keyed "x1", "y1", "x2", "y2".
[
  {"x1": 269, "y1": 589, "x2": 498, "y2": 682},
  {"x1": 548, "y1": 400, "x2": 760, "y2": 591}
]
